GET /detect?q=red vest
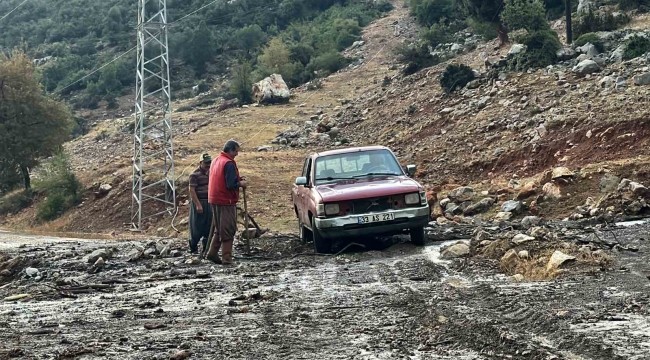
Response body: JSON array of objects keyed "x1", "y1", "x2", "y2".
[{"x1": 208, "y1": 152, "x2": 240, "y2": 205}]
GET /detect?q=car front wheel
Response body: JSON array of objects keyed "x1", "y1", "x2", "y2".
[
  {"x1": 298, "y1": 218, "x2": 309, "y2": 243},
  {"x1": 410, "y1": 227, "x2": 426, "y2": 246},
  {"x1": 311, "y1": 217, "x2": 330, "y2": 253}
]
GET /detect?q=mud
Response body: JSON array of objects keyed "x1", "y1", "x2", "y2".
[{"x1": 1, "y1": 223, "x2": 650, "y2": 359}]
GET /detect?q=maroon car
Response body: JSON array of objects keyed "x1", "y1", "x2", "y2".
[{"x1": 292, "y1": 146, "x2": 430, "y2": 253}]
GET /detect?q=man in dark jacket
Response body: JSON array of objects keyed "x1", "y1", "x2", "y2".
[
  {"x1": 206, "y1": 140, "x2": 248, "y2": 264},
  {"x1": 188, "y1": 153, "x2": 212, "y2": 253}
]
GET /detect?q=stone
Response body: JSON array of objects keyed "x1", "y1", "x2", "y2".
[
  {"x1": 572, "y1": 59, "x2": 599, "y2": 75},
  {"x1": 610, "y1": 45, "x2": 626, "y2": 63},
  {"x1": 546, "y1": 250, "x2": 576, "y2": 271},
  {"x1": 578, "y1": 43, "x2": 599, "y2": 57},
  {"x1": 599, "y1": 75, "x2": 616, "y2": 88},
  {"x1": 144, "y1": 247, "x2": 158, "y2": 257},
  {"x1": 518, "y1": 250, "x2": 530, "y2": 259},
  {"x1": 516, "y1": 182, "x2": 537, "y2": 200},
  {"x1": 98, "y1": 184, "x2": 112, "y2": 195},
  {"x1": 444, "y1": 203, "x2": 461, "y2": 216},
  {"x1": 476, "y1": 230, "x2": 491, "y2": 241},
  {"x1": 618, "y1": 178, "x2": 632, "y2": 192},
  {"x1": 328, "y1": 127, "x2": 340, "y2": 140},
  {"x1": 521, "y1": 216, "x2": 542, "y2": 228},
  {"x1": 350, "y1": 40, "x2": 365, "y2": 49},
  {"x1": 495, "y1": 211, "x2": 513, "y2": 221},
  {"x1": 85, "y1": 249, "x2": 111, "y2": 264},
  {"x1": 252, "y1": 74, "x2": 290, "y2": 104},
  {"x1": 440, "y1": 107, "x2": 454, "y2": 114},
  {"x1": 494, "y1": 148, "x2": 504, "y2": 156},
  {"x1": 630, "y1": 182, "x2": 648, "y2": 197},
  {"x1": 441, "y1": 242, "x2": 470, "y2": 259},
  {"x1": 501, "y1": 249, "x2": 519, "y2": 270},
  {"x1": 633, "y1": 73, "x2": 650, "y2": 86},
  {"x1": 463, "y1": 197, "x2": 494, "y2": 215},
  {"x1": 25, "y1": 267, "x2": 39, "y2": 277},
  {"x1": 508, "y1": 44, "x2": 526, "y2": 57},
  {"x1": 159, "y1": 246, "x2": 170, "y2": 258},
  {"x1": 450, "y1": 43, "x2": 463, "y2": 52},
  {"x1": 94, "y1": 257, "x2": 105, "y2": 268},
  {"x1": 512, "y1": 234, "x2": 535, "y2": 245},
  {"x1": 543, "y1": 182, "x2": 561, "y2": 199},
  {"x1": 257, "y1": 146, "x2": 272, "y2": 152},
  {"x1": 577, "y1": 0, "x2": 594, "y2": 15},
  {"x1": 447, "y1": 186, "x2": 474, "y2": 202},
  {"x1": 440, "y1": 198, "x2": 451, "y2": 208},
  {"x1": 510, "y1": 274, "x2": 525, "y2": 282},
  {"x1": 552, "y1": 167, "x2": 574, "y2": 179},
  {"x1": 626, "y1": 201, "x2": 643, "y2": 214},
  {"x1": 556, "y1": 47, "x2": 577, "y2": 61},
  {"x1": 127, "y1": 246, "x2": 144, "y2": 262},
  {"x1": 501, "y1": 200, "x2": 522, "y2": 214},
  {"x1": 170, "y1": 250, "x2": 182, "y2": 258},
  {"x1": 479, "y1": 240, "x2": 492, "y2": 247}
]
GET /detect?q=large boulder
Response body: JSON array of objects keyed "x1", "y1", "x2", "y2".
[
  {"x1": 463, "y1": 197, "x2": 495, "y2": 216},
  {"x1": 501, "y1": 200, "x2": 522, "y2": 214},
  {"x1": 546, "y1": 251, "x2": 575, "y2": 271},
  {"x1": 441, "y1": 242, "x2": 470, "y2": 259},
  {"x1": 252, "y1": 74, "x2": 290, "y2": 104},
  {"x1": 556, "y1": 47, "x2": 578, "y2": 61},
  {"x1": 572, "y1": 59, "x2": 600, "y2": 76},
  {"x1": 447, "y1": 186, "x2": 474, "y2": 202},
  {"x1": 633, "y1": 73, "x2": 650, "y2": 86}
]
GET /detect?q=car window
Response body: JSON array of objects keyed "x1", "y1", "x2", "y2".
[
  {"x1": 301, "y1": 158, "x2": 309, "y2": 177},
  {"x1": 314, "y1": 150, "x2": 403, "y2": 184}
]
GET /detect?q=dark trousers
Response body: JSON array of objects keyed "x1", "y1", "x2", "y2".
[{"x1": 189, "y1": 198, "x2": 212, "y2": 252}]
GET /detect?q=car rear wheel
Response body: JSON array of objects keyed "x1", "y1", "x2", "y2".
[
  {"x1": 410, "y1": 227, "x2": 426, "y2": 246},
  {"x1": 311, "y1": 217, "x2": 330, "y2": 253}
]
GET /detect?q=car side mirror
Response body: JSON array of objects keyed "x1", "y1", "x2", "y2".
[
  {"x1": 406, "y1": 165, "x2": 417, "y2": 176},
  {"x1": 295, "y1": 176, "x2": 308, "y2": 186}
]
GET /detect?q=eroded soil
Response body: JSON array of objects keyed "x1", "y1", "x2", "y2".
[{"x1": 1, "y1": 222, "x2": 650, "y2": 359}]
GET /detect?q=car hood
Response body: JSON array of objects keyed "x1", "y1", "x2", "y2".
[{"x1": 315, "y1": 176, "x2": 422, "y2": 203}]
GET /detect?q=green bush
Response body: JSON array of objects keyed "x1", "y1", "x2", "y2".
[
  {"x1": 229, "y1": 62, "x2": 253, "y2": 104},
  {"x1": 619, "y1": 0, "x2": 650, "y2": 10},
  {"x1": 420, "y1": 22, "x2": 453, "y2": 48},
  {"x1": 574, "y1": 33, "x2": 605, "y2": 52},
  {"x1": 623, "y1": 35, "x2": 650, "y2": 60},
  {"x1": 0, "y1": 190, "x2": 33, "y2": 216},
  {"x1": 376, "y1": 1, "x2": 394, "y2": 12},
  {"x1": 468, "y1": 18, "x2": 498, "y2": 40},
  {"x1": 307, "y1": 52, "x2": 349, "y2": 76},
  {"x1": 501, "y1": 0, "x2": 549, "y2": 32},
  {"x1": 509, "y1": 30, "x2": 561, "y2": 70},
  {"x1": 440, "y1": 63, "x2": 475, "y2": 92},
  {"x1": 410, "y1": 0, "x2": 459, "y2": 26},
  {"x1": 70, "y1": 117, "x2": 90, "y2": 139},
  {"x1": 396, "y1": 43, "x2": 441, "y2": 75},
  {"x1": 34, "y1": 153, "x2": 82, "y2": 222}
]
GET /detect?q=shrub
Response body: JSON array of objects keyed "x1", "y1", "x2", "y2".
[
  {"x1": 410, "y1": 0, "x2": 458, "y2": 26},
  {"x1": 229, "y1": 62, "x2": 253, "y2": 104},
  {"x1": 619, "y1": 0, "x2": 650, "y2": 11},
  {"x1": 501, "y1": 0, "x2": 550, "y2": 32},
  {"x1": 0, "y1": 190, "x2": 33, "y2": 216},
  {"x1": 468, "y1": 18, "x2": 498, "y2": 40},
  {"x1": 508, "y1": 30, "x2": 561, "y2": 70},
  {"x1": 623, "y1": 35, "x2": 650, "y2": 60},
  {"x1": 396, "y1": 43, "x2": 440, "y2": 75},
  {"x1": 420, "y1": 22, "x2": 453, "y2": 48},
  {"x1": 440, "y1": 64, "x2": 475, "y2": 93},
  {"x1": 575, "y1": 33, "x2": 605, "y2": 52},
  {"x1": 307, "y1": 52, "x2": 349, "y2": 76},
  {"x1": 376, "y1": 1, "x2": 394, "y2": 12},
  {"x1": 70, "y1": 117, "x2": 90, "y2": 139},
  {"x1": 34, "y1": 153, "x2": 82, "y2": 222}
]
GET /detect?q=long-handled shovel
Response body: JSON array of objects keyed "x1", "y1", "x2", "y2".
[{"x1": 201, "y1": 208, "x2": 215, "y2": 260}]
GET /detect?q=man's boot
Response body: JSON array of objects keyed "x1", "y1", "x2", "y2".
[
  {"x1": 206, "y1": 235, "x2": 222, "y2": 264},
  {"x1": 221, "y1": 241, "x2": 234, "y2": 265}
]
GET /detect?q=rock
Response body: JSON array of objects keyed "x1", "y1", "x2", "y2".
[
  {"x1": 159, "y1": 246, "x2": 170, "y2": 258},
  {"x1": 518, "y1": 250, "x2": 530, "y2": 259},
  {"x1": 93, "y1": 257, "x2": 105, "y2": 268},
  {"x1": 350, "y1": 40, "x2": 365, "y2": 49},
  {"x1": 144, "y1": 247, "x2": 158, "y2": 257},
  {"x1": 618, "y1": 178, "x2": 632, "y2": 192},
  {"x1": 479, "y1": 240, "x2": 493, "y2": 247},
  {"x1": 328, "y1": 127, "x2": 340, "y2": 140},
  {"x1": 450, "y1": 43, "x2": 463, "y2": 52},
  {"x1": 501, "y1": 200, "x2": 522, "y2": 214},
  {"x1": 610, "y1": 45, "x2": 626, "y2": 63},
  {"x1": 501, "y1": 249, "x2": 519, "y2": 270},
  {"x1": 521, "y1": 216, "x2": 541, "y2": 228},
  {"x1": 257, "y1": 146, "x2": 272, "y2": 152},
  {"x1": 441, "y1": 242, "x2": 470, "y2": 259},
  {"x1": 495, "y1": 211, "x2": 513, "y2": 221},
  {"x1": 98, "y1": 184, "x2": 112, "y2": 196},
  {"x1": 127, "y1": 247, "x2": 144, "y2": 262},
  {"x1": 0, "y1": 270, "x2": 10, "y2": 277},
  {"x1": 572, "y1": 59, "x2": 599, "y2": 75},
  {"x1": 508, "y1": 44, "x2": 526, "y2": 57},
  {"x1": 440, "y1": 198, "x2": 451, "y2": 208},
  {"x1": 516, "y1": 182, "x2": 537, "y2": 200},
  {"x1": 463, "y1": 197, "x2": 494, "y2": 215},
  {"x1": 252, "y1": 74, "x2": 290, "y2": 104},
  {"x1": 630, "y1": 182, "x2": 649, "y2": 197},
  {"x1": 578, "y1": 43, "x2": 599, "y2": 57},
  {"x1": 85, "y1": 249, "x2": 111, "y2": 264},
  {"x1": 476, "y1": 230, "x2": 490, "y2": 241},
  {"x1": 512, "y1": 234, "x2": 535, "y2": 245},
  {"x1": 599, "y1": 75, "x2": 616, "y2": 88},
  {"x1": 542, "y1": 182, "x2": 561, "y2": 199},
  {"x1": 444, "y1": 203, "x2": 462, "y2": 216},
  {"x1": 185, "y1": 258, "x2": 201, "y2": 265},
  {"x1": 441, "y1": 107, "x2": 454, "y2": 114},
  {"x1": 626, "y1": 201, "x2": 643, "y2": 214},
  {"x1": 170, "y1": 250, "x2": 182, "y2": 258},
  {"x1": 493, "y1": 148, "x2": 504, "y2": 156},
  {"x1": 510, "y1": 274, "x2": 525, "y2": 282},
  {"x1": 633, "y1": 73, "x2": 650, "y2": 86},
  {"x1": 552, "y1": 167, "x2": 574, "y2": 180},
  {"x1": 546, "y1": 250, "x2": 576, "y2": 271},
  {"x1": 447, "y1": 186, "x2": 474, "y2": 202},
  {"x1": 556, "y1": 47, "x2": 578, "y2": 61},
  {"x1": 170, "y1": 350, "x2": 192, "y2": 360},
  {"x1": 25, "y1": 267, "x2": 39, "y2": 278}
]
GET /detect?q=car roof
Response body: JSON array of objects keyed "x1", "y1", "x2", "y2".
[{"x1": 313, "y1": 146, "x2": 391, "y2": 158}]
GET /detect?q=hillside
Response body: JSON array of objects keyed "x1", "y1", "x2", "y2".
[{"x1": 3, "y1": 0, "x2": 650, "y2": 237}]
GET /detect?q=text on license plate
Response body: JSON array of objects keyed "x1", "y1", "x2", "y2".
[{"x1": 358, "y1": 213, "x2": 395, "y2": 224}]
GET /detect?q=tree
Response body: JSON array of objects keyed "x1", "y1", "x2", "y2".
[
  {"x1": 460, "y1": 0, "x2": 508, "y2": 45},
  {"x1": 0, "y1": 52, "x2": 72, "y2": 191},
  {"x1": 105, "y1": 6, "x2": 123, "y2": 45},
  {"x1": 257, "y1": 37, "x2": 300, "y2": 83},
  {"x1": 186, "y1": 22, "x2": 214, "y2": 75},
  {"x1": 232, "y1": 24, "x2": 266, "y2": 59},
  {"x1": 229, "y1": 62, "x2": 253, "y2": 104},
  {"x1": 501, "y1": 0, "x2": 549, "y2": 32}
]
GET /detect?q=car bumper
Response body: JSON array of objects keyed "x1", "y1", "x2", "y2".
[{"x1": 314, "y1": 205, "x2": 430, "y2": 239}]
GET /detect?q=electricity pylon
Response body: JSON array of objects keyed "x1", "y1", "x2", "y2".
[{"x1": 131, "y1": 0, "x2": 175, "y2": 230}]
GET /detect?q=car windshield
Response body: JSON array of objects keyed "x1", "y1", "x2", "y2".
[{"x1": 314, "y1": 149, "x2": 403, "y2": 185}]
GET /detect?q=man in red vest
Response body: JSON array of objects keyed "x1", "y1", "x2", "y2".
[{"x1": 207, "y1": 140, "x2": 247, "y2": 264}]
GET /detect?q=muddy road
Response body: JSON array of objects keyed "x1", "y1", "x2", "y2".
[{"x1": 1, "y1": 222, "x2": 650, "y2": 360}]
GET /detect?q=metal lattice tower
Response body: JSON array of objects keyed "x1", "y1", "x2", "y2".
[{"x1": 131, "y1": 0, "x2": 175, "y2": 230}]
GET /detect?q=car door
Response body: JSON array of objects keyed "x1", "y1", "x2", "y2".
[{"x1": 295, "y1": 157, "x2": 312, "y2": 226}]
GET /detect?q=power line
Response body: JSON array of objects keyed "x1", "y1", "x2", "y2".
[{"x1": 0, "y1": 0, "x2": 29, "y2": 23}]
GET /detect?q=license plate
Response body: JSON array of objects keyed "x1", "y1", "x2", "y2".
[{"x1": 357, "y1": 213, "x2": 395, "y2": 224}]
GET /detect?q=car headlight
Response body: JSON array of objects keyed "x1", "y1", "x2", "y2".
[
  {"x1": 324, "y1": 203, "x2": 340, "y2": 215},
  {"x1": 405, "y1": 193, "x2": 420, "y2": 205}
]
